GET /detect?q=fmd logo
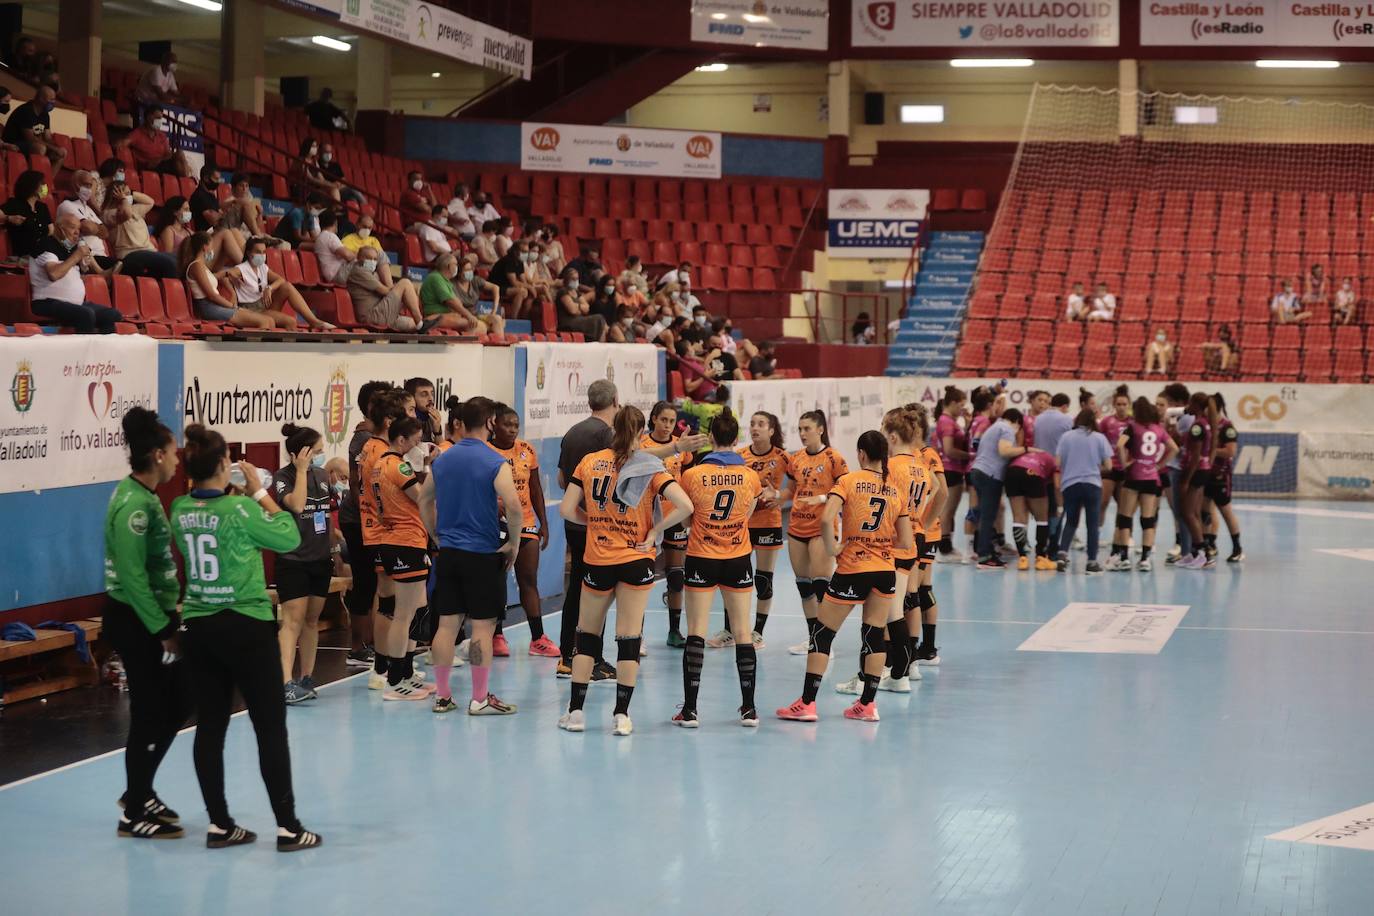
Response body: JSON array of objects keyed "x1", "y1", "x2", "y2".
[{"x1": 708, "y1": 23, "x2": 745, "y2": 35}]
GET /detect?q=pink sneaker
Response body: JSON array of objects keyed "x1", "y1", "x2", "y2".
[
  {"x1": 492, "y1": 633, "x2": 510, "y2": 657},
  {"x1": 775, "y1": 698, "x2": 818, "y2": 722},
  {"x1": 843, "y1": 700, "x2": 880, "y2": 722},
  {"x1": 528, "y1": 635, "x2": 561, "y2": 658}
]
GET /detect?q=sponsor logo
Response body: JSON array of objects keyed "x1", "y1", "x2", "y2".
[
  {"x1": 686, "y1": 135, "x2": 714, "y2": 158},
  {"x1": 1328, "y1": 476, "x2": 1372, "y2": 490},
  {"x1": 605, "y1": 360, "x2": 615, "y2": 385},
  {"x1": 866, "y1": 1, "x2": 896, "y2": 30},
  {"x1": 415, "y1": 3, "x2": 432, "y2": 40},
  {"x1": 959, "y1": 25, "x2": 974, "y2": 39},
  {"x1": 830, "y1": 219, "x2": 922, "y2": 241},
  {"x1": 10, "y1": 360, "x2": 35, "y2": 412},
  {"x1": 709, "y1": 22, "x2": 746, "y2": 34},
  {"x1": 536, "y1": 360, "x2": 546, "y2": 391},
  {"x1": 321, "y1": 367, "x2": 351, "y2": 446},
  {"x1": 836, "y1": 195, "x2": 870, "y2": 211},
  {"x1": 1237, "y1": 393, "x2": 1289, "y2": 423},
  {"x1": 1231, "y1": 433, "x2": 1297, "y2": 494},
  {"x1": 529, "y1": 127, "x2": 560, "y2": 151},
  {"x1": 885, "y1": 194, "x2": 920, "y2": 212},
  {"x1": 588, "y1": 157, "x2": 613, "y2": 166},
  {"x1": 127, "y1": 509, "x2": 149, "y2": 535},
  {"x1": 88, "y1": 381, "x2": 114, "y2": 420},
  {"x1": 616, "y1": 134, "x2": 632, "y2": 152}
]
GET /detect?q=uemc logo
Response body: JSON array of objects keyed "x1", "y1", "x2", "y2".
[
  {"x1": 530, "y1": 127, "x2": 560, "y2": 150},
  {"x1": 834, "y1": 219, "x2": 921, "y2": 239},
  {"x1": 686, "y1": 135, "x2": 714, "y2": 158},
  {"x1": 1231, "y1": 432, "x2": 1297, "y2": 493}
]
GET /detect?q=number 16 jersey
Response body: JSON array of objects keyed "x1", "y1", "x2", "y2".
[{"x1": 679, "y1": 461, "x2": 762, "y2": 560}]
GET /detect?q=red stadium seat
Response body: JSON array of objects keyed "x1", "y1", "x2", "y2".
[
  {"x1": 161, "y1": 279, "x2": 193, "y2": 323},
  {"x1": 83, "y1": 276, "x2": 112, "y2": 309},
  {"x1": 704, "y1": 243, "x2": 729, "y2": 267},
  {"x1": 751, "y1": 268, "x2": 776, "y2": 290},
  {"x1": 135, "y1": 277, "x2": 168, "y2": 323},
  {"x1": 985, "y1": 340, "x2": 1019, "y2": 372},
  {"x1": 698, "y1": 265, "x2": 726, "y2": 290},
  {"x1": 730, "y1": 246, "x2": 754, "y2": 269},
  {"x1": 726, "y1": 267, "x2": 751, "y2": 290},
  {"x1": 931, "y1": 188, "x2": 959, "y2": 211}
]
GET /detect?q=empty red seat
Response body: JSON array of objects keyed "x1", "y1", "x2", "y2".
[
  {"x1": 726, "y1": 267, "x2": 752, "y2": 290},
  {"x1": 651, "y1": 241, "x2": 676, "y2": 264},
  {"x1": 1020, "y1": 342, "x2": 1049, "y2": 373},
  {"x1": 931, "y1": 188, "x2": 959, "y2": 211},
  {"x1": 1240, "y1": 323, "x2": 1271, "y2": 351},
  {"x1": 1081, "y1": 343, "x2": 1112, "y2": 375},
  {"x1": 704, "y1": 243, "x2": 729, "y2": 267},
  {"x1": 751, "y1": 268, "x2": 776, "y2": 290},
  {"x1": 698, "y1": 265, "x2": 726, "y2": 290},
  {"x1": 954, "y1": 342, "x2": 986, "y2": 371},
  {"x1": 135, "y1": 277, "x2": 168, "y2": 322},
  {"x1": 1271, "y1": 325, "x2": 1301, "y2": 350},
  {"x1": 730, "y1": 246, "x2": 755, "y2": 268},
  {"x1": 960, "y1": 188, "x2": 988, "y2": 211}
]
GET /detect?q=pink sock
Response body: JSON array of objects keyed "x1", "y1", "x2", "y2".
[
  {"x1": 470, "y1": 665, "x2": 490, "y2": 703},
  {"x1": 434, "y1": 664, "x2": 452, "y2": 699}
]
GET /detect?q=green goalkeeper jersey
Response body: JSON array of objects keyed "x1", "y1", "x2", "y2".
[
  {"x1": 170, "y1": 491, "x2": 302, "y2": 623},
  {"x1": 104, "y1": 476, "x2": 181, "y2": 638}
]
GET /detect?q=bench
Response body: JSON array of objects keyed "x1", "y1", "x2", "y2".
[{"x1": 0, "y1": 618, "x2": 103, "y2": 706}]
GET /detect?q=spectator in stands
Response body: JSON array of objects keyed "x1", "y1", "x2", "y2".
[
  {"x1": 127, "y1": 107, "x2": 190, "y2": 178},
  {"x1": 219, "y1": 173, "x2": 281, "y2": 249},
  {"x1": 851, "y1": 312, "x2": 875, "y2": 345},
  {"x1": 134, "y1": 50, "x2": 182, "y2": 107},
  {"x1": 493, "y1": 218, "x2": 515, "y2": 258},
  {"x1": 705, "y1": 328, "x2": 742, "y2": 381},
  {"x1": 189, "y1": 164, "x2": 225, "y2": 232},
  {"x1": 0, "y1": 87, "x2": 18, "y2": 153},
  {"x1": 450, "y1": 253, "x2": 504, "y2": 336},
  {"x1": 1144, "y1": 327, "x2": 1174, "y2": 375},
  {"x1": 472, "y1": 220, "x2": 500, "y2": 267},
  {"x1": 749, "y1": 340, "x2": 778, "y2": 378},
  {"x1": 713, "y1": 315, "x2": 758, "y2": 364},
  {"x1": 444, "y1": 183, "x2": 476, "y2": 240},
  {"x1": 226, "y1": 237, "x2": 335, "y2": 330},
  {"x1": 313, "y1": 209, "x2": 355, "y2": 284},
  {"x1": 467, "y1": 190, "x2": 501, "y2": 230},
  {"x1": 349, "y1": 245, "x2": 423, "y2": 332},
  {"x1": 93, "y1": 157, "x2": 127, "y2": 214},
  {"x1": 541, "y1": 224, "x2": 566, "y2": 273},
  {"x1": 58, "y1": 170, "x2": 115, "y2": 269},
  {"x1": 1201, "y1": 324, "x2": 1236, "y2": 374},
  {"x1": 1333, "y1": 277, "x2": 1356, "y2": 325},
  {"x1": 153, "y1": 195, "x2": 195, "y2": 253},
  {"x1": 1303, "y1": 263, "x2": 1328, "y2": 311},
  {"x1": 103, "y1": 180, "x2": 178, "y2": 279},
  {"x1": 418, "y1": 252, "x2": 501, "y2": 336},
  {"x1": 179, "y1": 232, "x2": 271, "y2": 329},
  {"x1": 318, "y1": 143, "x2": 364, "y2": 208},
  {"x1": 616, "y1": 270, "x2": 648, "y2": 312},
  {"x1": 305, "y1": 87, "x2": 349, "y2": 132},
  {"x1": 2, "y1": 169, "x2": 53, "y2": 258},
  {"x1": 2, "y1": 82, "x2": 67, "y2": 169},
  {"x1": 523, "y1": 241, "x2": 556, "y2": 309},
  {"x1": 620, "y1": 255, "x2": 649, "y2": 296},
  {"x1": 1064, "y1": 281, "x2": 1088, "y2": 321},
  {"x1": 401, "y1": 170, "x2": 435, "y2": 227},
  {"x1": 656, "y1": 261, "x2": 691, "y2": 292},
  {"x1": 278, "y1": 191, "x2": 327, "y2": 250},
  {"x1": 415, "y1": 205, "x2": 453, "y2": 265},
  {"x1": 1270, "y1": 279, "x2": 1311, "y2": 324},
  {"x1": 674, "y1": 338, "x2": 718, "y2": 400},
  {"x1": 589, "y1": 274, "x2": 626, "y2": 342},
  {"x1": 341, "y1": 212, "x2": 381, "y2": 255},
  {"x1": 566, "y1": 247, "x2": 603, "y2": 291},
  {"x1": 1088, "y1": 281, "x2": 1117, "y2": 321},
  {"x1": 29, "y1": 214, "x2": 122, "y2": 333},
  {"x1": 8, "y1": 37, "x2": 42, "y2": 82},
  {"x1": 292, "y1": 137, "x2": 340, "y2": 203},
  {"x1": 491, "y1": 239, "x2": 534, "y2": 320},
  {"x1": 556, "y1": 265, "x2": 605, "y2": 341}
]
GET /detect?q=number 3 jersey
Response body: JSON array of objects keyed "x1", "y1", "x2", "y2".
[
  {"x1": 679, "y1": 455, "x2": 762, "y2": 560},
  {"x1": 571, "y1": 448, "x2": 673, "y2": 566},
  {"x1": 170, "y1": 493, "x2": 302, "y2": 622},
  {"x1": 828, "y1": 469, "x2": 910, "y2": 574}
]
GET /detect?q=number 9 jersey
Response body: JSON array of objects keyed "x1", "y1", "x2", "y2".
[{"x1": 679, "y1": 462, "x2": 762, "y2": 559}]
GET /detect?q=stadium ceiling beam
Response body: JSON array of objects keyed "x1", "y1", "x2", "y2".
[{"x1": 100, "y1": 10, "x2": 321, "y2": 44}]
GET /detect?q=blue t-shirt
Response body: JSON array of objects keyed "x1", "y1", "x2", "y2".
[
  {"x1": 971, "y1": 419, "x2": 1017, "y2": 481},
  {"x1": 1033, "y1": 409, "x2": 1072, "y2": 459},
  {"x1": 432, "y1": 438, "x2": 506, "y2": 553},
  {"x1": 1056, "y1": 428, "x2": 1113, "y2": 489}
]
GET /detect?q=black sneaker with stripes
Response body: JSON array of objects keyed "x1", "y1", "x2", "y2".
[
  {"x1": 118, "y1": 793, "x2": 180, "y2": 824},
  {"x1": 118, "y1": 816, "x2": 184, "y2": 839},
  {"x1": 277, "y1": 825, "x2": 323, "y2": 852},
  {"x1": 206, "y1": 823, "x2": 257, "y2": 848}
]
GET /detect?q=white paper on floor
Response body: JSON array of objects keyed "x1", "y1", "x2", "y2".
[
  {"x1": 1268, "y1": 802, "x2": 1374, "y2": 852},
  {"x1": 1316, "y1": 548, "x2": 1374, "y2": 563},
  {"x1": 1017, "y1": 603, "x2": 1190, "y2": 655}
]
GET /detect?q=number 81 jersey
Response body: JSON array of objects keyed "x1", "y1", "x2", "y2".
[
  {"x1": 829, "y1": 469, "x2": 908, "y2": 574},
  {"x1": 680, "y1": 461, "x2": 762, "y2": 559}
]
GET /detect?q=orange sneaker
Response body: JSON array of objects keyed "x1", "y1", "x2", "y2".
[
  {"x1": 843, "y1": 700, "x2": 880, "y2": 722},
  {"x1": 492, "y1": 633, "x2": 510, "y2": 657},
  {"x1": 528, "y1": 635, "x2": 561, "y2": 657},
  {"x1": 775, "y1": 698, "x2": 818, "y2": 722},
  {"x1": 1017, "y1": 555, "x2": 1030, "y2": 571}
]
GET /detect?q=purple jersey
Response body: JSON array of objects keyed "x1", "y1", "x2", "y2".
[
  {"x1": 1213, "y1": 418, "x2": 1239, "y2": 475},
  {"x1": 968, "y1": 415, "x2": 992, "y2": 456},
  {"x1": 1030, "y1": 450, "x2": 1057, "y2": 478},
  {"x1": 1099, "y1": 415, "x2": 1129, "y2": 470},
  {"x1": 1124, "y1": 421, "x2": 1169, "y2": 481},
  {"x1": 1009, "y1": 412, "x2": 1039, "y2": 470},
  {"x1": 1185, "y1": 416, "x2": 1213, "y2": 471},
  {"x1": 935, "y1": 413, "x2": 969, "y2": 473}
]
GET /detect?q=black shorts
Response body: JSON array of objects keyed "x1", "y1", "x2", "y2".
[
  {"x1": 520, "y1": 525, "x2": 540, "y2": 542},
  {"x1": 943, "y1": 470, "x2": 966, "y2": 487},
  {"x1": 1187, "y1": 469, "x2": 1213, "y2": 489},
  {"x1": 583, "y1": 558, "x2": 656, "y2": 594},
  {"x1": 788, "y1": 532, "x2": 818, "y2": 544},
  {"x1": 1124, "y1": 477, "x2": 1163, "y2": 496},
  {"x1": 274, "y1": 558, "x2": 333, "y2": 603},
  {"x1": 339, "y1": 521, "x2": 376, "y2": 616},
  {"x1": 915, "y1": 533, "x2": 938, "y2": 568},
  {"x1": 825, "y1": 570, "x2": 897, "y2": 604},
  {"x1": 373, "y1": 544, "x2": 432, "y2": 582},
  {"x1": 432, "y1": 548, "x2": 506, "y2": 619},
  {"x1": 1105, "y1": 468, "x2": 1126, "y2": 484},
  {"x1": 749, "y1": 527, "x2": 784, "y2": 549},
  {"x1": 684, "y1": 554, "x2": 754, "y2": 592},
  {"x1": 895, "y1": 556, "x2": 917, "y2": 572},
  {"x1": 663, "y1": 524, "x2": 689, "y2": 550},
  {"x1": 1204, "y1": 471, "x2": 1233, "y2": 507},
  {"x1": 1004, "y1": 465, "x2": 1047, "y2": 500}
]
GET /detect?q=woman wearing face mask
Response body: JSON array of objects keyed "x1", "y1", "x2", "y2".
[
  {"x1": 153, "y1": 195, "x2": 195, "y2": 253},
  {"x1": 227, "y1": 237, "x2": 335, "y2": 330},
  {"x1": 1144, "y1": 327, "x2": 1174, "y2": 375},
  {"x1": 171, "y1": 425, "x2": 321, "y2": 851},
  {"x1": 555, "y1": 265, "x2": 607, "y2": 341},
  {"x1": 2, "y1": 168, "x2": 53, "y2": 257},
  {"x1": 292, "y1": 137, "x2": 340, "y2": 203},
  {"x1": 591, "y1": 274, "x2": 628, "y2": 342},
  {"x1": 542, "y1": 224, "x2": 565, "y2": 273},
  {"x1": 272, "y1": 424, "x2": 336, "y2": 705},
  {"x1": 346, "y1": 244, "x2": 423, "y2": 332},
  {"x1": 103, "y1": 175, "x2": 178, "y2": 279},
  {"x1": 446, "y1": 253, "x2": 505, "y2": 336},
  {"x1": 56, "y1": 169, "x2": 116, "y2": 269},
  {"x1": 179, "y1": 232, "x2": 272, "y2": 328}
]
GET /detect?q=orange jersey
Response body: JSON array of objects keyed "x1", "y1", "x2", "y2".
[
  {"x1": 787, "y1": 447, "x2": 849, "y2": 537},
  {"x1": 888, "y1": 455, "x2": 921, "y2": 561},
  {"x1": 737, "y1": 444, "x2": 789, "y2": 529},
  {"x1": 572, "y1": 448, "x2": 673, "y2": 566},
  {"x1": 643, "y1": 433, "x2": 689, "y2": 522},
  {"x1": 368, "y1": 451, "x2": 428, "y2": 549},
  {"x1": 680, "y1": 462, "x2": 762, "y2": 559},
  {"x1": 489, "y1": 438, "x2": 540, "y2": 529},
  {"x1": 358, "y1": 436, "x2": 390, "y2": 544},
  {"x1": 434, "y1": 438, "x2": 454, "y2": 454},
  {"x1": 917, "y1": 445, "x2": 944, "y2": 539},
  {"x1": 829, "y1": 469, "x2": 908, "y2": 574}
]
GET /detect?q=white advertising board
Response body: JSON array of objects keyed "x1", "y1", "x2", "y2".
[
  {"x1": 827, "y1": 189, "x2": 931, "y2": 260},
  {"x1": 340, "y1": 0, "x2": 532, "y2": 78},
  {"x1": 521, "y1": 123, "x2": 722, "y2": 179},
  {"x1": 690, "y1": 0, "x2": 830, "y2": 50},
  {"x1": 1141, "y1": 3, "x2": 1374, "y2": 47},
  {"x1": 520, "y1": 342, "x2": 663, "y2": 442},
  {"x1": 852, "y1": 0, "x2": 1119, "y2": 47}
]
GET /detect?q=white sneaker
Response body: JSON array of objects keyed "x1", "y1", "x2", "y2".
[
  {"x1": 788, "y1": 640, "x2": 811, "y2": 655},
  {"x1": 1102, "y1": 555, "x2": 1124, "y2": 571},
  {"x1": 368, "y1": 672, "x2": 385, "y2": 690},
  {"x1": 941, "y1": 546, "x2": 965, "y2": 564},
  {"x1": 558, "y1": 709, "x2": 585, "y2": 732},
  {"x1": 639, "y1": 643, "x2": 648, "y2": 657},
  {"x1": 1136, "y1": 556, "x2": 1153, "y2": 571},
  {"x1": 613, "y1": 713, "x2": 634, "y2": 736},
  {"x1": 878, "y1": 673, "x2": 911, "y2": 693},
  {"x1": 382, "y1": 681, "x2": 429, "y2": 701},
  {"x1": 457, "y1": 639, "x2": 471, "y2": 661},
  {"x1": 1166, "y1": 544, "x2": 1182, "y2": 560},
  {"x1": 404, "y1": 676, "x2": 433, "y2": 695},
  {"x1": 705, "y1": 628, "x2": 735, "y2": 649},
  {"x1": 916, "y1": 652, "x2": 941, "y2": 667},
  {"x1": 834, "y1": 674, "x2": 863, "y2": 695},
  {"x1": 751, "y1": 630, "x2": 766, "y2": 649},
  {"x1": 907, "y1": 662, "x2": 923, "y2": 680}
]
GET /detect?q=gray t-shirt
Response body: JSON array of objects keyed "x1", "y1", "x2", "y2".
[
  {"x1": 971, "y1": 419, "x2": 1017, "y2": 481},
  {"x1": 337, "y1": 425, "x2": 372, "y2": 526},
  {"x1": 558, "y1": 415, "x2": 612, "y2": 530},
  {"x1": 1034, "y1": 409, "x2": 1073, "y2": 460},
  {"x1": 270, "y1": 464, "x2": 333, "y2": 563},
  {"x1": 1056, "y1": 428, "x2": 1113, "y2": 490}
]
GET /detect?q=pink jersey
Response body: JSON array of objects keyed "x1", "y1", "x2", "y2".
[
  {"x1": 1099, "y1": 415, "x2": 1129, "y2": 470},
  {"x1": 1213, "y1": 418, "x2": 1238, "y2": 475},
  {"x1": 1124, "y1": 421, "x2": 1169, "y2": 481},
  {"x1": 1009, "y1": 412, "x2": 1039, "y2": 471},
  {"x1": 935, "y1": 412, "x2": 970, "y2": 473},
  {"x1": 1029, "y1": 450, "x2": 1057, "y2": 478},
  {"x1": 1185, "y1": 416, "x2": 1213, "y2": 471},
  {"x1": 968, "y1": 415, "x2": 992, "y2": 457}
]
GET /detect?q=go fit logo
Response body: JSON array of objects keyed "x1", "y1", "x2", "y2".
[{"x1": 529, "y1": 126, "x2": 560, "y2": 151}]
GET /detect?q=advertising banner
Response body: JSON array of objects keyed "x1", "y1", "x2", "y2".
[
  {"x1": 827, "y1": 189, "x2": 930, "y2": 259},
  {"x1": 690, "y1": 0, "x2": 830, "y2": 50},
  {"x1": 1298, "y1": 431, "x2": 1374, "y2": 500},
  {"x1": 1141, "y1": 3, "x2": 1374, "y2": 47},
  {"x1": 521, "y1": 122, "x2": 722, "y2": 180},
  {"x1": 520, "y1": 342, "x2": 663, "y2": 442},
  {"x1": 156, "y1": 104, "x2": 205, "y2": 176},
  {"x1": 730, "y1": 376, "x2": 890, "y2": 468},
  {"x1": 340, "y1": 0, "x2": 532, "y2": 79},
  {"x1": 0, "y1": 336, "x2": 158, "y2": 494},
  {"x1": 852, "y1": 0, "x2": 1120, "y2": 47}
]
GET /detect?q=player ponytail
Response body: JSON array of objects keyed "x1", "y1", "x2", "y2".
[
  {"x1": 281, "y1": 422, "x2": 321, "y2": 456},
  {"x1": 882, "y1": 406, "x2": 919, "y2": 446},
  {"x1": 1211, "y1": 391, "x2": 1229, "y2": 418},
  {"x1": 857, "y1": 429, "x2": 889, "y2": 485},
  {"x1": 752, "y1": 411, "x2": 784, "y2": 450},
  {"x1": 1073, "y1": 408, "x2": 1098, "y2": 432},
  {"x1": 1132, "y1": 396, "x2": 1159, "y2": 425},
  {"x1": 445, "y1": 395, "x2": 464, "y2": 438},
  {"x1": 908, "y1": 402, "x2": 931, "y2": 441},
  {"x1": 183, "y1": 423, "x2": 228, "y2": 483},
  {"x1": 709, "y1": 407, "x2": 739, "y2": 448},
  {"x1": 800, "y1": 409, "x2": 830, "y2": 448},
  {"x1": 971, "y1": 387, "x2": 994, "y2": 415},
  {"x1": 611, "y1": 405, "x2": 646, "y2": 469},
  {"x1": 1079, "y1": 386, "x2": 1095, "y2": 408},
  {"x1": 123, "y1": 406, "x2": 173, "y2": 474},
  {"x1": 367, "y1": 387, "x2": 408, "y2": 431}
]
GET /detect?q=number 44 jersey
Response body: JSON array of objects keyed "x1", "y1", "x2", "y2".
[{"x1": 680, "y1": 459, "x2": 762, "y2": 560}]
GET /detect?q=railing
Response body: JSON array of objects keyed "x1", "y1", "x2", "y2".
[
  {"x1": 899, "y1": 217, "x2": 930, "y2": 320},
  {"x1": 781, "y1": 185, "x2": 826, "y2": 281},
  {"x1": 800, "y1": 288, "x2": 903, "y2": 347}
]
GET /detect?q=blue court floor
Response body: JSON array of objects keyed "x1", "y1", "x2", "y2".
[{"x1": 2, "y1": 500, "x2": 1373, "y2": 915}]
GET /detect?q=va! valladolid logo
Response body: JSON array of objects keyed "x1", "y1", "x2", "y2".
[
  {"x1": 10, "y1": 360, "x2": 36, "y2": 413},
  {"x1": 321, "y1": 367, "x2": 352, "y2": 445}
]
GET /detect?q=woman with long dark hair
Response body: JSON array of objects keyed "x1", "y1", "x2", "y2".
[
  {"x1": 1176, "y1": 391, "x2": 1219, "y2": 569},
  {"x1": 933, "y1": 386, "x2": 970, "y2": 560},
  {"x1": 735, "y1": 411, "x2": 789, "y2": 646},
  {"x1": 643, "y1": 401, "x2": 691, "y2": 648},
  {"x1": 558, "y1": 406, "x2": 693, "y2": 736},
  {"x1": 785, "y1": 410, "x2": 850, "y2": 655},
  {"x1": 1205, "y1": 392, "x2": 1243, "y2": 564},
  {"x1": 1098, "y1": 385, "x2": 1131, "y2": 545},
  {"x1": 105, "y1": 407, "x2": 191, "y2": 840},
  {"x1": 1052, "y1": 409, "x2": 1114, "y2": 574},
  {"x1": 171, "y1": 424, "x2": 320, "y2": 850},
  {"x1": 1112, "y1": 397, "x2": 1178, "y2": 571}
]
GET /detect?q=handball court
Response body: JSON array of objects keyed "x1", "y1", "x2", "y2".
[{"x1": 2, "y1": 501, "x2": 1372, "y2": 915}]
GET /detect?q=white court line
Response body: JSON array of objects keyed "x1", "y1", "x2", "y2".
[{"x1": 1234, "y1": 504, "x2": 1374, "y2": 521}]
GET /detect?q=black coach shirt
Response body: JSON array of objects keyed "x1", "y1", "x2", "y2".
[{"x1": 557, "y1": 415, "x2": 612, "y2": 530}]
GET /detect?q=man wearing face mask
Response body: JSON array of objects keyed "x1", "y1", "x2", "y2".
[
  {"x1": 134, "y1": 51, "x2": 182, "y2": 107},
  {"x1": 128, "y1": 106, "x2": 191, "y2": 178},
  {"x1": 0, "y1": 87, "x2": 18, "y2": 153},
  {"x1": 492, "y1": 239, "x2": 534, "y2": 321},
  {"x1": 318, "y1": 142, "x2": 365, "y2": 208},
  {"x1": 444, "y1": 183, "x2": 476, "y2": 240},
  {"x1": 341, "y1": 213, "x2": 382, "y2": 255},
  {"x1": 2, "y1": 82, "x2": 67, "y2": 168},
  {"x1": 28, "y1": 214, "x2": 122, "y2": 333},
  {"x1": 466, "y1": 191, "x2": 501, "y2": 230},
  {"x1": 278, "y1": 192, "x2": 328, "y2": 251},
  {"x1": 414, "y1": 204, "x2": 454, "y2": 264},
  {"x1": 401, "y1": 171, "x2": 435, "y2": 228},
  {"x1": 348, "y1": 245, "x2": 423, "y2": 332},
  {"x1": 57, "y1": 170, "x2": 116, "y2": 269},
  {"x1": 430, "y1": 253, "x2": 504, "y2": 336}
]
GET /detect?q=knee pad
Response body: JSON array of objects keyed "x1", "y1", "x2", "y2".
[
  {"x1": 666, "y1": 566, "x2": 684, "y2": 594},
  {"x1": 616, "y1": 636, "x2": 642, "y2": 662},
  {"x1": 1140, "y1": 514, "x2": 1158, "y2": 530},
  {"x1": 575, "y1": 630, "x2": 603, "y2": 660},
  {"x1": 916, "y1": 585, "x2": 935, "y2": 612},
  {"x1": 861, "y1": 622, "x2": 887, "y2": 657},
  {"x1": 754, "y1": 571, "x2": 774, "y2": 601},
  {"x1": 965, "y1": 507, "x2": 980, "y2": 525},
  {"x1": 811, "y1": 578, "x2": 829, "y2": 601},
  {"x1": 1116, "y1": 513, "x2": 1133, "y2": 532},
  {"x1": 903, "y1": 592, "x2": 920, "y2": 613},
  {"x1": 376, "y1": 595, "x2": 396, "y2": 620},
  {"x1": 796, "y1": 579, "x2": 814, "y2": 601},
  {"x1": 808, "y1": 622, "x2": 837, "y2": 656}
]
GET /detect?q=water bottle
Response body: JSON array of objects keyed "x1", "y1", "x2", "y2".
[{"x1": 228, "y1": 465, "x2": 248, "y2": 490}]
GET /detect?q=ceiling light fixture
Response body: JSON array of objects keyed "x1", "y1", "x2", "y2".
[
  {"x1": 174, "y1": 0, "x2": 223, "y2": 10},
  {"x1": 1255, "y1": 59, "x2": 1339, "y2": 69},
  {"x1": 949, "y1": 58, "x2": 1034, "y2": 68},
  {"x1": 311, "y1": 35, "x2": 352, "y2": 52},
  {"x1": 695, "y1": 63, "x2": 729, "y2": 73}
]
